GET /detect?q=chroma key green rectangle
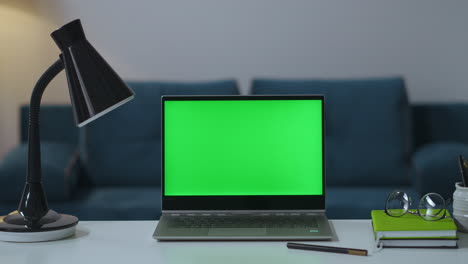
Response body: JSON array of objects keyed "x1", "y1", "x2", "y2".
[{"x1": 164, "y1": 99, "x2": 323, "y2": 196}]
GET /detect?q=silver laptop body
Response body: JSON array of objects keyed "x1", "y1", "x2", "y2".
[{"x1": 153, "y1": 95, "x2": 332, "y2": 241}]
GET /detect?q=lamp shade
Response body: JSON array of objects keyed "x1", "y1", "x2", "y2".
[{"x1": 51, "y1": 19, "x2": 134, "y2": 127}]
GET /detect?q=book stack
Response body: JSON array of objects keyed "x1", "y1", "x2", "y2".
[{"x1": 371, "y1": 210, "x2": 458, "y2": 248}]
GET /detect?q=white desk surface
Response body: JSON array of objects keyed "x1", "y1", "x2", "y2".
[{"x1": 0, "y1": 220, "x2": 466, "y2": 264}]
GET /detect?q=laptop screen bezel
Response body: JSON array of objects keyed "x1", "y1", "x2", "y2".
[{"x1": 161, "y1": 95, "x2": 326, "y2": 211}]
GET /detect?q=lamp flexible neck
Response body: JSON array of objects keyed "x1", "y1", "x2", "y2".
[{"x1": 27, "y1": 58, "x2": 65, "y2": 183}]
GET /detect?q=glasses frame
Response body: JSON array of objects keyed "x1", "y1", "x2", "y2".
[{"x1": 384, "y1": 191, "x2": 452, "y2": 221}]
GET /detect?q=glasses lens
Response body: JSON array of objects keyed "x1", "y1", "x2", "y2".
[
  {"x1": 386, "y1": 191, "x2": 411, "y2": 217},
  {"x1": 419, "y1": 193, "x2": 445, "y2": 221}
]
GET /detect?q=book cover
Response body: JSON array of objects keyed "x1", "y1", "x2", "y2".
[{"x1": 371, "y1": 210, "x2": 457, "y2": 239}]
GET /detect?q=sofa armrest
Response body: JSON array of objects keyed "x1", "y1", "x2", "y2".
[
  {"x1": 412, "y1": 103, "x2": 468, "y2": 149},
  {"x1": 413, "y1": 142, "x2": 468, "y2": 199},
  {"x1": 0, "y1": 143, "x2": 80, "y2": 202}
]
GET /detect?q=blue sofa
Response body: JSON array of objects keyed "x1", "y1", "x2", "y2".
[{"x1": 0, "y1": 77, "x2": 462, "y2": 219}]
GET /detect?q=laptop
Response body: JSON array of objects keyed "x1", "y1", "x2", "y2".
[{"x1": 153, "y1": 95, "x2": 332, "y2": 240}]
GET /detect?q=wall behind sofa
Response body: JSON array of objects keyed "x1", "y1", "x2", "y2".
[{"x1": 1, "y1": 0, "x2": 468, "y2": 159}]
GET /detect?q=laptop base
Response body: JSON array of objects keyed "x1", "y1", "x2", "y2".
[{"x1": 153, "y1": 212, "x2": 332, "y2": 241}]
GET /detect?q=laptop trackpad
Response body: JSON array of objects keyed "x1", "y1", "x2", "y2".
[{"x1": 208, "y1": 228, "x2": 267, "y2": 236}]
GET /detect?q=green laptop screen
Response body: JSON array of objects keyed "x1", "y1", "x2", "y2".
[{"x1": 164, "y1": 99, "x2": 323, "y2": 196}]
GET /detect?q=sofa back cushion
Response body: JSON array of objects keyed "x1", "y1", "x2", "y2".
[
  {"x1": 21, "y1": 105, "x2": 78, "y2": 144},
  {"x1": 80, "y1": 80, "x2": 239, "y2": 186},
  {"x1": 251, "y1": 78, "x2": 412, "y2": 186}
]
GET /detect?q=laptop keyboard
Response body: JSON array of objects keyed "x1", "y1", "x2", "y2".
[{"x1": 166, "y1": 215, "x2": 318, "y2": 228}]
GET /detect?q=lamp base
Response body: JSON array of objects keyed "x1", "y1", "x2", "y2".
[{"x1": 0, "y1": 210, "x2": 78, "y2": 242}]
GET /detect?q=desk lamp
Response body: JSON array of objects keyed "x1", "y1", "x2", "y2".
[{"x1": 0, "y1": 19, "x2": 134, "y2": 242}]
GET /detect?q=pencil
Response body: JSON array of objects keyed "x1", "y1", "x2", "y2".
[{"x1": 287, "y1": 242, "x2": 368, "y2": 256}]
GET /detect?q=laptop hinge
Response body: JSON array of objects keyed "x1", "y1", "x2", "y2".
[{"x1": 162, "y1": 210, "x2": 326, "y2": 216}]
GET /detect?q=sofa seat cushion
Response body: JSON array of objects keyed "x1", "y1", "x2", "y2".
[
  {"x1": 49, "y1": 187, "x2": 162, "y2": 220},
  {"x1": 80, "y1": 80, "x2": 239, "y2": 187},
  {"x1": 252, "y1": 78, "x2": 413, "y2": 186},
  {"x1": 326, "y1": 186, "x2": 418, "y2": 219},
  {"x1": 0, "y1": 142, "x2": 78, "y2": 201}
]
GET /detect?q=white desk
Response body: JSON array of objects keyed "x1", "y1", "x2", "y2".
[{"x1": 0, "y1": 220, "x2": 466, "y2": 264}]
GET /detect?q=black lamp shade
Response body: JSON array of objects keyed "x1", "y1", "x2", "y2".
[{"x1": 51, "y1": 19, "x2": 134, "y2": 127}]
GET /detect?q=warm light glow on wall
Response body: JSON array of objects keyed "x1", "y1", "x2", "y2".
[{"x1": 0, "y1": 3, "x2": 69, "y2": 159}]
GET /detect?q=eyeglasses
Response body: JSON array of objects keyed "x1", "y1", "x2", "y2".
[{"x1": 385, "y1": 191, "x2": 451, "y2": 221}]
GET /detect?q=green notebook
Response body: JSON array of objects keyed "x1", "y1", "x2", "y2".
[{"x1": 371, "y1": 210, "x2": 457, "y2": 239}]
